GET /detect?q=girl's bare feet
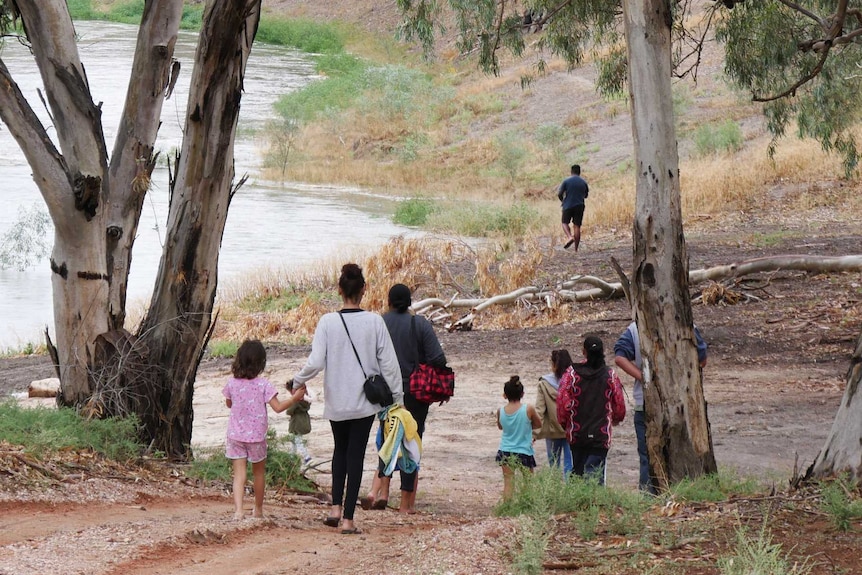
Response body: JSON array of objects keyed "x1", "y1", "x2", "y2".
[
  {"x1": 252, "y1": 506, "x2": 264, "y2": 518},
  {"x1": 233, "y1": 511, "x2": 245, "y2": 521}
]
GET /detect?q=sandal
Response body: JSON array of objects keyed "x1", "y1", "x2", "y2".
[
  {"x1": 371, "y1": 498, "x2": 388, "y2": 510},
  {"x1": 359, "y1": 496, "x2": 374, "y2": 511},
  {"x1": 322, "y1": 516, "x2": 340, "y2": 528},
  {"x1": 341, "y1": 527, "x2": 362, "y2": 535}
]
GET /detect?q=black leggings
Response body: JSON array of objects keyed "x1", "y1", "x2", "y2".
[
  {"x1": 399, "y1": 393, "x2": 429, "y2": 492},
  {"x1": 330, "y1": 415, "x2": 375, "y2": 520}
]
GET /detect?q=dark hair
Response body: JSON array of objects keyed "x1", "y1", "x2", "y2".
[
  {"x1": 571, "y1": 164, "x2": 581, "y2": 175},
  {"x1": 583, "y1": 334, "x2": 605, "y2": 369},
  {"x1": 551, "y1": 349, "x2": 573, "y2": 379},
  {"x1": 232, "y1": 339, "x2": 267, "y2": 379},
  {"x1": 388, "y1": 283, "x2": 412, "y2": 313},
  {"x1": 338, "y1": 263, "x2": 366, "y2": 301},
  {"x1": 503, "y1": 375, "x2": 524, "y2": 401}
]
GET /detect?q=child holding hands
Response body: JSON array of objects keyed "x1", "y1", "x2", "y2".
[
  {"x1": 223, "y1": 339, "x2": 306, "y2": 519},
  {"x1": 496, "y1": 375, "x2": 541, "y2": 500}
]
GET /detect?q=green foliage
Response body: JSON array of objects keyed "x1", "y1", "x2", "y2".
[
  {"x1": 717, "y1": 1, "x2": 862, "y2": 175},
  {"x1": 274, "y1": 55, "x2": 366, "y2": 123},
  {"x1": 819, "y1": 475, "x2": 862, "y2": 532},
  {"x1": 397, "y1": 0, "x2": 621, "y2": 94},
  {"x1": 429, "y1": 201, "x2": 541, "y2": 237},
  {"x1": 693, "y1": 120, "x2": 743, "y2": 157},
  {"x1": 188, "y1": 431, "x2": 316, "y2": 493},
  {"x1": 66, "y1": 0, "x2": 102, "y2": 20},
  {"x1": 0, "y1": 203, "x2": 51, "y2": 271},
  {"x1": 667, "y1": 470, "x2": 761, "y2": 503},
  {"x1": 208, "y1": 340, "x2": 239, "y2": 358},
  {"x1": 496, "y1": 130, "x2": 529, "y2": 182},
  {"x1": 717, "y1": 522, "x2": 812, "y2": 575},
  {"x1": 239, "y1": 287, "x2": 327, "y2": 313},
  {"x1": 0, "y1": 402, "x2": 142, "y2": 461},
  {"x1": 394, "y1": 198, "x2": 437, "y2": 226},
  {"x1": 513, "y1": 514, "x2": 550, "y2": 575},
  {"x1": 257, "y1": 18, "x2": 344, "y2": 53}
]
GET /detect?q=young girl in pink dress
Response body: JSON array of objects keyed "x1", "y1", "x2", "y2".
[{"x1": 223, "y1": 339, "x2": 305, "y2": 519}]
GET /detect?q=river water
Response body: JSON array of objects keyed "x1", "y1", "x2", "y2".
[{"x1": 0, "y1": 21, "x2": 411, "y2": 348}]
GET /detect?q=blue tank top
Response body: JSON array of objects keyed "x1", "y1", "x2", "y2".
[{"x1": 498, "y1": 404, "x2": 534, "y2": 455}]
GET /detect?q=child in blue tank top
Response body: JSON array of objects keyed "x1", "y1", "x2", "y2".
[{"x1": 496, "y1": 375, "x2": 542, "y2": 500}]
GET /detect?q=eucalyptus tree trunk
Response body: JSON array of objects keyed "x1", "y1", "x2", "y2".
[
  {"x1": 622, "y1": 0, "x2": 717, "y2": 488},
  {"x1": 810, "y1": 329, "x2": 862, "y2": 479},
  {"x1": 0, "y1": 0, "x2": 182, "y2": 405},
  {"x1": 137, "y1": 0, "x2": 261, "y2": 459}
]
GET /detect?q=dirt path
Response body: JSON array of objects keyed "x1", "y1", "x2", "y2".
[{"x1": 1, "y1": 219, "x2": 860, "y2": 573}]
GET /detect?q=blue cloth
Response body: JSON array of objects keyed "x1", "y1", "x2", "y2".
[
  {"x1": 614, "y1": 322, "x2": 708, "y2": 408},
  {"x1": 558, "y1": 175, "x2": 589, "y2": 209},
  {"x1": 498, "y1": 404, "x2": 534, "y2": 456},
  {"x1": 545, "y1": 438, "x2": 573, "y2": 477},
  {"x1": 570, "y1": 445, "x2": 608, "y2": 485}
]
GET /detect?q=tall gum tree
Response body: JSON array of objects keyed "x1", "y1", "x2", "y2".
[
  {"x1": 395, "y1": 0, "x2": 717, "y2": 485},
  {"x1": 623, "y1": 0, "x2": 717, "y2": 486},
  {"x1": 0, "y1": 0, "x2": 262, "y2": 459},
  {"x1": 718, "y1": 0, "x2": 862, "y2": 480}
]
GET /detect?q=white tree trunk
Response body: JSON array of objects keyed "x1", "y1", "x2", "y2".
[
  {"x1": 811, "y1": 329, "x2": 862, "y2": 479},
  {"x1": 623, "y1": 0, "x2": 716, "y2": 488},
  {"x1": 0, "y1": 0, "x2": 183, "y2": 405}
]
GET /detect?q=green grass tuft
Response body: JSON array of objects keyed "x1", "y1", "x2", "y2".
[
  {"x1": 188, "y1": 430, "x2": 316, "y2": 493},
  {"x1": 667, "y1": 469, "x2": 761, "y2": 503},
  {"x1": 394, "y1": 198, "x2": 437, "y2": 226},
  {"x1": 208, "y1": 340, "x2": 239, "y2": 358},
  {"x1": 819, "y1": 475, "x2": 862, "y2": 532},
  {"x1": 694, "y1": 119, "x2": 744, "y2": 157},
  {"x1": 429, "y1": 201, "x2": 542, "y2": 237},
  {"x1": 0, "y1": 401, "x2": 142, "y2": 461}
]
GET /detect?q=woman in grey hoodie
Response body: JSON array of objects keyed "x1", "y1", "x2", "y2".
[{"x1": 534, "y1": 349, "x2": 573, "y2": 477}]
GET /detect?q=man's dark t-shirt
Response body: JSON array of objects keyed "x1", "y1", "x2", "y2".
[{"x1": 558, "y1": 175, "x2": 589, "y2": 210}]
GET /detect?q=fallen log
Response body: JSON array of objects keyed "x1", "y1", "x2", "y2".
[{"x1": 410, "y1": 254, "x2": 862, "y2": 330}]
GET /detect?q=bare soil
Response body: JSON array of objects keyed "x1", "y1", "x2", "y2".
[{"x1": 2, "y1": 204, "x2": 861, "y2": 574}]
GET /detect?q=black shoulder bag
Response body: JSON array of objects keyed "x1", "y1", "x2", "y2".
[{"x1": 339, "y1": 312, "x2": 393, "y2": 407}]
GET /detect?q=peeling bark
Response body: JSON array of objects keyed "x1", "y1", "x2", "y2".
[
  {"x1": 138, "y1": 0, "x2": 261, "y2": 459},
  {"x1": 623, "y1": 0, "x2": 716, "y2": 488}
]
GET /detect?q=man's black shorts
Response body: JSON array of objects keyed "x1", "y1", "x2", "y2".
[{"x1": 562, "y1": 205, "x2": 585, "y2": 226}]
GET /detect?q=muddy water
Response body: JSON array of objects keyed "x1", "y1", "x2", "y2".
[{"x1": 0, "y1": 21, "x2": 411, "y2": 347}]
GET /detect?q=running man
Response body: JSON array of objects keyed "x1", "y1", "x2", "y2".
[{"x1": 557, "y1": 164, "x2": 589, "y2": 251}]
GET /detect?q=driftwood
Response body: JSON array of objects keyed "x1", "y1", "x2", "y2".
[{"x1": 411, "y1": 254, "x2": 862, "y2": 331}]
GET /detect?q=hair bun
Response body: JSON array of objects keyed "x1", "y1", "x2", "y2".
[{"x1": 342, "y1": 263, "x2": 362, "y2": 278}]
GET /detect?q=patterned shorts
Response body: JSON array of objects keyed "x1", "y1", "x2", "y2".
[
  {"x1": 225, "y1": 438, "x2": 268, "y2": 463},
  {"x1": 495, "y1": 450, "x2": 537, "y2": 469}
]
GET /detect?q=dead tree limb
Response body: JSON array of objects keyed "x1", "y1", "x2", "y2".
[{"x1": 412, "y1": 254, "x2": 862, "y2": 330}]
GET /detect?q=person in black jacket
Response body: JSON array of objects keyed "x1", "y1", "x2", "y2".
[{"x1": 361, "y1": 283, "x2": 448, "y2": 514}]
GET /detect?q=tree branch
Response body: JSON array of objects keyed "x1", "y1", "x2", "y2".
[{"x1": 0, "y1": 59, "x2": 69, "y2": 209}]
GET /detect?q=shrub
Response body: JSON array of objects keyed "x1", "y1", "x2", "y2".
[
  {"x1": 717, "y1": 523, "x2": 812, "y2": 575},
  {"x1": 694, "y1": 120, "x2": 744, "y2": 156},
  {"x1": 820, "y1": 475, "x2": 862, "y2": 532},
  {"x1": 430, "y1": 201, "x2": 541, "y2": 237},
  {"x1": 394, "y1": 198, "x2": 437, "y2": 226}
]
